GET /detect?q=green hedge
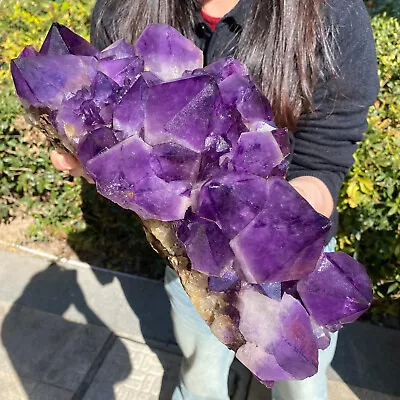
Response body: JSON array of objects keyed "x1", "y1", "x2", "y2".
[
  {"x1": 0, "y1": 0, "x2": 92, "y2": 238},
  {"x1": 0, "y1": 1, "x2": 399, "y2": 312},
  {"x1": 337, "y1": 10, "x2": 400, "y2": 319}
]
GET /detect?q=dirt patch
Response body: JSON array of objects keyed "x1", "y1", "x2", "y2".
[
  {"x1": 0, "y1": 215, "x2": 79, "y2": 261},
  {"x1": 0, "y1": 216, "x2": 35, "y2": 244}
]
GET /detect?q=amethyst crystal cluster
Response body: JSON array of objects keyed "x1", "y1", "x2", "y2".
[{"x1": 11, "y1": 23, "x2": 372, "y2": 385}]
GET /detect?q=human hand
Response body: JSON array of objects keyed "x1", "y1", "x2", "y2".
[
  {"x1": 289, "y1": 176, "x2": 333, "y2": 218},
  {"x1": 50, "y1": 150, "x2": 94, "y2": 183}
]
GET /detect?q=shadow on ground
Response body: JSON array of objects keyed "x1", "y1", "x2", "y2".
[
  {"x1": 332, "y1": 322, "x2": 400, "y2": 398},
  {"x1": 1, "y1": 262, "x2": 131, "y2": 399},
  {"x1": 67, "y1": 181, "x2": 165, "y2": 279},
  {"x1": 66, "y1": 181, "x2": 178, "y2": 398}
]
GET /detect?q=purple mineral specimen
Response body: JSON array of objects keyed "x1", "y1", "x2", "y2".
[
  {"x1": 177, "y1": 217, "x2": 234, "y2": 276},
  {"x1": 135, "y1": 24, "x2": 203, "y2": 80},
  {"x1": 236, "y1": 289, "x2": 318, "y2": 381},
  {"x1": 297, "y1": 252, "x2": 373, "y2": 330},
  {"x1": 230, "y1": 177, "x2": 331, "y2": 283},
  {"x1": 11, "y1": 22, "x2": 373, "y2": 387}
]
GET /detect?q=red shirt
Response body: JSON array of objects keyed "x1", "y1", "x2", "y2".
[{"x1": 201, "y1": 10, "x2": 221, "y2": 31}]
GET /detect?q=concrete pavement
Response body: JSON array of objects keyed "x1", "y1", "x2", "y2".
[{"x1": 0, "y1": 245, "x2": 399, "y2": 399}]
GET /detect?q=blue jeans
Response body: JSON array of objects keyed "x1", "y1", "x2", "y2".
[{"x1": 164, "y1": 239, "x2": 338, "y2": 400}]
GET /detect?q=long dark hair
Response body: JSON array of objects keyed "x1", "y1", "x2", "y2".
[{"x1": 91, "y1": 0, "x2": 336, "y2": 130}]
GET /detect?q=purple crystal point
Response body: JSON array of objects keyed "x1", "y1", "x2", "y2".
[
  {"x1": 40, "y1": 23, "x2": 98, "y2": 57},
  {"x1": 19, "y1": 45, "x2": 39, "y2": 58},
  {"x1": 230, "y1": 177, "x2": 331, "y2": 283},
  {"x1": 99, "y1": 39, "x2": 137, "y2": 60},
  {"x1": 98, "y1": 56, "x2": 144, "y2": 86},
  {"x1": 297, "y1": 252, "x2": 373, "y2": 329},
  {"x1": 91, "y1": 71, "x2": 119, "y2": 103},
  {"x1": 236, "y1": 289, "x2": 318, "y2": 381},
  {"x1": 150, "y1": 143, "x2": 201, "y2": 182},
  {"x1": 204, "y1": 57, "x2": 247, "y2": 82},
  {"x1": 237, "y1": 87, "x2": 273, "y2": 126},
  {"x1": 231, "y1": 131, "x2": 284, "y2": 178},
  {"x1": 77, "y1": 127, "x2": 118, "y2": 165},
  {"x1": 218, "y1": 74, "x2": 252, "y2": 107},
  {"x1": 86, "y1": 136, "x2": 191, "y2": 220},
  {"x1": 87, "y1": 136, "x2": 152, "y2": 185},
  {"x1": 194, "y1": 173, "x2": 268, "y2": 239},
  {"x1": 113, "y1": 75, "x2": 149, "y2": 140},
  {"x1": 11, "y1": 55, "x2": 97, "y2": 108},
  {"x1": 177, "y1": 217, "x2": 234, "y2": 276},
  {"x1": 135, "y1": 24, "x2": 203, "y2": 80},
  {"x1": 218, "y1": 74, "x2": 273, "y2": 125},
  {"x1": 11, "y1": 61, "x2": 39, "y2": 106},
  {"x1": 145, "y1": 75, "x2": 219, "y2": 152}
]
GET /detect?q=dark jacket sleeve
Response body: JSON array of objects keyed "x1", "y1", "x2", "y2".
[{"x1": 287, "y1": 0, "x2": 380, "y2": 207}]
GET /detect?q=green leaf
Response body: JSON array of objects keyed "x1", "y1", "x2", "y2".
[{"x1": 387, "y1": 282, "x2": 399, "y2": 294}]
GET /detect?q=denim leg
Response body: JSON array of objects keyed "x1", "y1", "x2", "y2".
[{"x1": 165, "y1": 266, "x2": 235, "y2": 400}]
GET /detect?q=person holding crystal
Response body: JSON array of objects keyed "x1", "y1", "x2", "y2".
[{"x1": 50, "y1": 0, "x2": 379, "y2": 399}]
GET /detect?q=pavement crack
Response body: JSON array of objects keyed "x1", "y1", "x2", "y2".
[{"x1": 72, "y1": 332, "x2": 116, "y2": 400}]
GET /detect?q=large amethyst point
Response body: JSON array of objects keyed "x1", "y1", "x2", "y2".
[
  {"x1": 194, "y1": 173, "x2": 268, "y2": 239},
  {"x1": 230, "y1": 177, "x2": 331, "y2": 283},
  {"x1": 40, "y1": 23, "x2": 98, "y2": 57},
  {"x1": 11, "y1": 55, "x2": 97, "y2": 108},
  {"x1": 236, "y1": 289, "x2": 318, "y2": 381},
  {"x1": 86, "y1": 136, "x2": 191, "y2": 221},
  {"x1": 113, "y1": 75, "x2": 149, "y2": 140},
  {"x1": 145, "y1": 75, "x2": 219, "y2": 152},
  {"x1": 297, "y1": 252, "x2": 373, "y2": 329},
  {"x1": 135, "y1": 24, "x2": 203, "y2": 80},
  {"x1": 177, "y1": 218, "x2": 234, "y2": 276},
  {"x1": 231, "y1": 131, "x2": 284, "y2": 178}
]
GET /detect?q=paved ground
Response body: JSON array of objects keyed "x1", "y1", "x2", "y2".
[{"x1": 0, "y1": 244, "x2": 399, "y2": 400}]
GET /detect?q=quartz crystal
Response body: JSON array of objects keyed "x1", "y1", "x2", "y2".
[{"x1": 11, "y1": 22, "x2": 373, "y2": 386}]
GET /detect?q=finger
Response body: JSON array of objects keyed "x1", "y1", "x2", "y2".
[
  {"x1": 69, "y1": 167, "x2": 95, "y2": 184},
  {"x1": 69, "y1": 166, "x2": 85, "y2": 177},
  {"x1": 50, "y1": 150, "x2": 79, "y2": 171}
]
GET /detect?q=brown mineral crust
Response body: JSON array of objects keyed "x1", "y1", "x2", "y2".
[
  {"x1": 28, "y1": 106, "x2": 76, "y2": 154},
  {"x1": 210, "y1": 314, "x2": 245, "y2": 351},
  {"x1": 142, "y1": 219, "x2": 229, "y2": 325}
]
